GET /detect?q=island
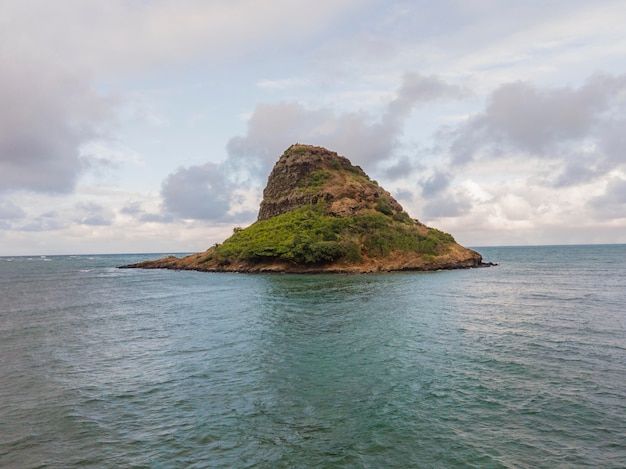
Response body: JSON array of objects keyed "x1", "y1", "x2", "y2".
[{"x1": 122, "y1": 144, "x2": 494, "y2": 273}]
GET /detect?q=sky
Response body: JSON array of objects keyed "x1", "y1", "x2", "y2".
[{"x1": 1, "y1": 0, "x2": 626, "y2": 255}]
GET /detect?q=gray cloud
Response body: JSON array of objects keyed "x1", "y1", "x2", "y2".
[
  {"x1": 225, "y1": 102, "x2": 395, "y2": 179},
  {"x1": 19, "y1": 211, "x2": 64, "y2": 232},
  {"x1": 74, "y1": 202, "x2": 113, "y2": 226},
  {"x1": 161, "y1": 163, "x2": 231, "y2": 220},
  {"x1": 421, "y1": 170, "x2": 453, "y2": 198},
  {"x1": 139, "y1": 213, "x2": 175, "y2": 224},
  {"x1": 226, "y1": 102, "x2": 329, "y2": 177},
  {"x1": 227, "y1": 72, "x2": 466, "y2": 176},
  {"x1": 384, "y1": 72, "x2": 468, "y2": 128},
  {"x1": 0, "y1": 0, "x2": 370, "y2": 197},
  {"x1": 382, "y1": 156, "x2": 422, "y2": 180},
  {"x1": 0, "y1": 0, "x2": 376, "y2": 194},
  {"x1": 447, "y1": 73, "x2": 626, "y2": 176},
  {"x1": 551, "y1": 151, "x2": 604, "y2": 187},
  {"x1": 121, "y1": 201, "x2": 144, "y2": 216},
  {"x1": 393, "y1": 188, "x2": 415, "y2": 203},
  {"x1": 598, "y1": 116, "x2": 626, "y2": 169},
  {"x1": 0, "y1": 200, "x2": 26, "y2": 220},
  {"x1": 0, "y1": 63, "x2": 114, "y2": 193},
  {"x1": 79, "y1": 215, "x2": 112, "y2": 227},
  {"x1": 3, "y1": 1, "x2": 367, "y2": 77},
  {"x1": 121, "y1": 201, "x2": 174, "y2": 223},
  {"x1": 422, "y1": 193, "x2": 472, "y2": 218},
  {"x1": 165, "y1": 72, "x2": 466, "y2": 223},
  {"x1": 0, "y1": 0, "x2": 364, "y2": 197},
  {"x1": 588, "y1": 177, "x2": 626, "y2": 220}
]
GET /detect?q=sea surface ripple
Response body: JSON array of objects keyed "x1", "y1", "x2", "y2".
[{"x1": 1, "y1": 245, "x2": 625, "y2": 468}]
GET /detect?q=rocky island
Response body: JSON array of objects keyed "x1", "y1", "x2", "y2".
[{"x1": 122, "y1": 144, "x2": 491, "y2": 273}]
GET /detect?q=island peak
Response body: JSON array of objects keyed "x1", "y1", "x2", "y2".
[{"x1": 259, "y1": 144, "x2": 403, "y2": 221}]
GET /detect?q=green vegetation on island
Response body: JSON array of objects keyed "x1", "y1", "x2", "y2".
[{"x1": 203, "y1": 200, "x2": 456, "y2": 266}]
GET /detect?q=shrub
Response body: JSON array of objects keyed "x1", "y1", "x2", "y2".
[
  {"x1": 213, "y1": 203, "x2": 457, "y2": 265},
  {"x1": 329, "y1": 160, "x2": 342, "y2": 171},
  {"x1": 375, "y1": 200, "x2": 394, "y2": 216},
  {"x1": 427, "y1": 228, "x2": 455, "y2": 244},
  {"x1": 343, "y1": 241, "x2": 364, "y2": 263},
  {"x1": 392, "y1": 211, "x2": 411, "y2": 223},
  {"x1": 299, "y1": 170, "x2": 332, "y2": 191}
]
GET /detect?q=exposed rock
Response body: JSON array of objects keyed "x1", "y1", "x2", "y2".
[
  {"x1": 122, "y1": 144, "x2": 492, "y2": 273},
  {"x1": 258, "y1": 145, "x2": 403, "y2": 220}
]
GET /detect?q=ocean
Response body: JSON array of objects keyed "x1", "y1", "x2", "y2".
[{"x1": 0, "y1": 245, "x2": 625, "y2": 468}]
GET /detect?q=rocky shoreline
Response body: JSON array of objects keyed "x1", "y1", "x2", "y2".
[{"x1": 120, "y1": 250, "x2": 495, "y2": 274}]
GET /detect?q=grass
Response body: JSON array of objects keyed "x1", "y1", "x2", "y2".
[
  {"x1": 298, "y1": 170, "x2": 333, "y2": 191},
  {"x1": 210, "y1": 202, "x2": 457, "y2": 265}
]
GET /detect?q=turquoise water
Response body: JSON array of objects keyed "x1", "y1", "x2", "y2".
[{"x1": 1, "y1": 245, "x2": 625, "y2": 468}]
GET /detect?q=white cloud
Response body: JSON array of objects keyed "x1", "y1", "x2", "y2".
[{"x1": 498, "y1": 194, "x2": 532, "y2": 221}]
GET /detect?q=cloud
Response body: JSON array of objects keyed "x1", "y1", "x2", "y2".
[
  {"x1": 227, "y1": 72, "x2": 466, "y2": 176},
  {"x1": 226, "y1": 102, "x2": 392, "y2": 179},
  {"x1": 3, "y1": 1, "x2": 369, "y2": 75},
  {"x1": 0, "y1": 0, "x2": 368, "y2": 196},
  {"x1": 588, "y1": 176, "x2": 626, "y2": 220},
  {"x1": 138, "y1": 213, "x2": 175, "y2": 224},
  {"x1": 421, "y1": 170, "x2": 453, "y2": 198},
  {"x1": 551, "y1": 150, "x2": 604, "y2": 187},
  {"x1": 447, "y1": 73, "x2": 626, "y2": 171},
  {"x1": 498, "y1": 193, "x2": 533, "y2": 221},
  {"x1": 0, "y1": 65, "x2": 115, "y2": 193},
  {"x1": 103, "y1": 71, "x2": 467, "y2": 226},
  {"x1": 19, "y1": 211, "x2": 65, "y2": 232},
  {"x1": 422, "y1": 193, "x2": 472, "y2": 218},
  {"x1": 384, "y1": 72, "x2": 468, "y2": 127},
  {"x1": 164, "y1": 72, "x2": 466, "y2": 223},
  {"x1": 161, "y1": 163, "x2": 232, "y2": 220},
  {"x1": 598, "y1": 116, "x2": 626, "y2": 169},
  {"x1": 74, "y1": 202, "x2": 113, "y2": 226},
  {"x1": 383, "y1": 156, "x2": 421, "y2": 180},
  {"x1": 393, "y1": 188, "x2": 416, "y2": 203},
  {"x1": 151, "y1": 73, "x2": 465, "y2": 224},
  {"x1": 120, "y1": 201, "x2": 174, "y2": 223},
  {"x1": 257, "y1": 78, "x2": 311, "y2": 90},
  {"x1": 120, "y1": 201, "x2": 144, "y2": 216},
  {"x1": 0, "y1": 200, "x2": 26, "y2": 220}
]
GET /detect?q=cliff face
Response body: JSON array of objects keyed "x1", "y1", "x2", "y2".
[
  {"x1": 123, "y1": 144, "x2": 489, "y2": 273},
  {"x1": 258, "y1": 145, "x2": 403, "y2": 220}
]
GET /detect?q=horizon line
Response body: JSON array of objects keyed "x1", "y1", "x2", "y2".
[{"x1": 1, "y1": 243, "x2": 625, "y2": 258}]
